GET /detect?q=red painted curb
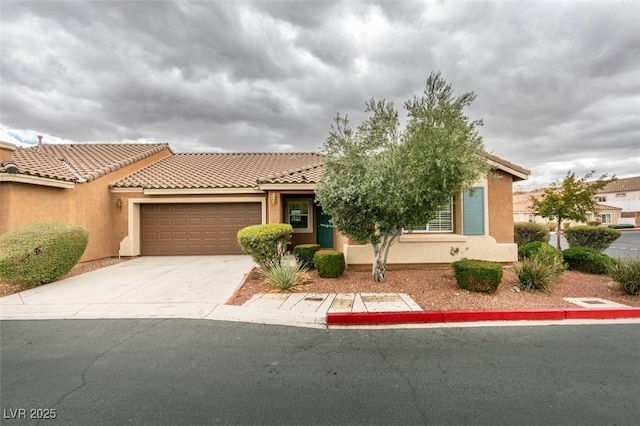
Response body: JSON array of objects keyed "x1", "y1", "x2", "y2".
[
  {"x1": 564, "y1": 308, "x2": 640, "y2": 320},
  {"x1": 326, "y1": 308, "x2": 640, "y2": 325}
]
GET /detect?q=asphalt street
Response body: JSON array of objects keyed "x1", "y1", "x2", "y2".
[{"x1": 1, "y1": 320, "x2": 639, "y2": 425}]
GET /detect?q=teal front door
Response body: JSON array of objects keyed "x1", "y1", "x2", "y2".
[{"x1": 317, "y1": 209, "x2": 334, "y2": 248}]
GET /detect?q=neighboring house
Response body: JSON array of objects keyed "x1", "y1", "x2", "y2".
[
  {"x1": 596, "y1": 176, "x2": 640, "y2": 226},
  {"x1": 1, "y1": 141, "x2": 530, "y2": 265},
  {"x1": 512, "y1": 190, "x2": 623, "y2": 229}
]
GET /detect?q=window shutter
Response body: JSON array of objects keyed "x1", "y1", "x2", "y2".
[{"x1": 463, "y1": 187, "x2": 485, "y2": 235}]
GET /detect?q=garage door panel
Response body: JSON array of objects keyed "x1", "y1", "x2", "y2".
[{"x1": 141, "y1": 202, "x2": 261, "y2": 255}]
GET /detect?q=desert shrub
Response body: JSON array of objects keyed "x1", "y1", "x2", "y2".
[
  {"x1": 0, "y1": 222, "x2": 89, "y2": 288},
  {"x1": 546, "y1": 222, "x2": 558, "y2": 232},
  {"x1": 606, "y1": 258, "x2": 640, "y2": 296},
  {"x1": 564, "y1": 226, "x2": 621, "y2": 252},
  {"x1": 608, "y1": 223, "x2": 635, "y2": 229},
  {"x1": 563, "y1": 222, "x2": 571, "y2": 231},
  {"x1": 261, "y1": 255, "x2": 307, "y2": 290},
  {"x1": 293, "y1": 244, "x2": 321, "y2": 269},
  {"x1": 237, "y1": 224, "x2": 293, "y2": 268},
  {"x1": 313, "y1": 250, "x2": 345, "y2": 278},
  {"x1": 518, "y1": 241, "x2": 561, "y2": 261},
  {"x1": 586, "y1": 220, "x2": 602, "y2": 227},
  {"x1": 562, "y1": 247, "x2": 615, "y2": 275},
  {"x1": 514, "y1": 222, "x2": 550, "y2": 247},
  {"x1": 513, "y1": 246, "x2": 566, "y2": 293},
  {"x1": 451, "y1": 259, "x2": 503, "y2": 293}
]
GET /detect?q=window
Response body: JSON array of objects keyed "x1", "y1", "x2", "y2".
[
  {"x1": 408, "y1": 200, "x2": 453, "y2": 232},
  {"x1": 528, "y1": 214, "x2": 534, "y2": 223},
  {"x1": 600, "y1": 214, "x2": 611, "y2": 224},
  {"x1": 287, "y1": 199, "x2": 313, "y2": 233},
  {"x1": 615, "y1": 193, "x2": 626, "y2": 198},
  {"x1": 595, "y1": 196, "x2": 606, "y2": 202}
]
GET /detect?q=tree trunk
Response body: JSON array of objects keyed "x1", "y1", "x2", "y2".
[
  {"x1": 556, "y1": 218, "x2": 562, "y2": 249},
  {"x1": 371, "y1": 229, "x2": 402, "y2": 282}
]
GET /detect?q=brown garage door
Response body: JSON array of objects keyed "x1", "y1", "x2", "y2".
[{"x1": 141, "y1": 203, "x2": 261, "y2": 255}]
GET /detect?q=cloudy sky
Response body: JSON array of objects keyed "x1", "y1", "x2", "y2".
[{"x1": 1, "y1": 0, "x2": 638, "y2": 189}]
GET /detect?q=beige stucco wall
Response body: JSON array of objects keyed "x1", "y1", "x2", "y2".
[{"x1": 0, "y1": 148, "x2": 172, "y2": 261}]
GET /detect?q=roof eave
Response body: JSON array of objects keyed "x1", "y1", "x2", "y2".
[
  {"x1": 0, "y1": 173, "x2": 75, "y2": 189},
  {"x1": 142, "y1": 187, "x2": 265, "y2": 195}
]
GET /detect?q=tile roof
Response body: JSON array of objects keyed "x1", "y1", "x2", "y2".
[
  {"x1": 258, "y1": 162, "x2": 324, "y2": 184},
  {"x1": 483, "y1": 152, "x2": 531, "y2": 180},
  {"x1": 513, "y1": 191, "x2": 622, "y2": 213},
  {"x1": 598, "y1": 176, "x2": 640, "y2": 194},
  {"x1": 0, "y1": 143, "x2": 170, "y2": 183},
  {"x1": 112, "y1": 152, "x2": 325, "y2": 189}
]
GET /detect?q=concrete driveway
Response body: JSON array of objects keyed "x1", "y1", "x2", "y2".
[{"x1": 0, "y1": 256, "x2": 255, "y2": 320}]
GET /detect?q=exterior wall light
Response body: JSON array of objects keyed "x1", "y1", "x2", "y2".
[
  {"x1": 270, "y1": 193, "x2": 277, "y2": 205},
  {"x1": 116, "y1": 198, "x2": 123, "y2": 211}
]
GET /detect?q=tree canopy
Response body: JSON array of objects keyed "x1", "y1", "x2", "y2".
[
  {"x1": 529, "y1": 170, "x2": 615, "y2": 249},
  {"x1": 315, "y1": 72, "x2": 489, "y2": 282}
]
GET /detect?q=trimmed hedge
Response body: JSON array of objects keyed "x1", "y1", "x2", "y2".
[
  {"x1": 0, "y1": 222, "x2": 89, "y2": 288},
  {"x1": 313, "y1": 250, "x2": 345, "y2": 278},
  {"x1": 237, "y1": 224, "x2": 293, "y2": 268},
  {"x1": 518, "y1": 241, "x2": 560, "y2": 261},
  {"x1": 452, "y1": 259, "x2": 503, "y2": 293},
  {"x1": 293, "y1": 244, "x2": 321, "y2": 269},
  {"x1": 562, "y1": 247, "x2": 615, "y2": 275},
  {"x1": 514, "y1": 222, "x2": 550, "y2": 247},
  {"x1": 608, "y1": 223, "x2": 635, "y2": 229},
  {"x1": 564, "y1": 226, "x2": 621, "y2": 252}
]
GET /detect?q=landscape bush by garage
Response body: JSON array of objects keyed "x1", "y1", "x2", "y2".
[
  {"x1": 564, "y1": 226, "x2": 621, "y2": 251},
  {"x1": 313, "y1": 250, "x2": 345, "y2": 278},
  {"x1": 0, "y1": 222, "x2": 89, "y2": 288},
  {"x1": 608, "y1": 223, "x2": 635, "y2": 229},
  {"x1": 237, "y1": 224, "x2": 293, "y2": 268},
  {"x1": 514, "y1": 222, "x2": 550, "y2": 247},
  {"x1": 452, "y1": 259, "x2": 503, "y2": 293},
  {"x1": 293, "y1": 244, "x2": 321, "y2": 269},
  {"x1": 562, "y1": 247, "x2": 615, "y2": 275},
  {"x1": 606, "y1": 257, "x2": 640, "y2": 296}
]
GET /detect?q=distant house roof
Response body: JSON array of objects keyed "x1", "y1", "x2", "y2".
[
  {"x1": 0, "y1": 143, "x2": 170, "y2": 183},
  {"x1": 112, "y1": 152, "x2": 326, "y2": 189},
  {"x1": 598, "y1": 176, "x2": 640, "y2": 194},
  {"x1": 513, "y1": 191, "x2": 622, "y2": 213}
]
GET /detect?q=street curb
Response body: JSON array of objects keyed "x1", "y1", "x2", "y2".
[{"x1": 326, "y1": 308, "x2": 640, "y2": 325}]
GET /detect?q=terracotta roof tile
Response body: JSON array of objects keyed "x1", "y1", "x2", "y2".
[
  {"x1": 0, "y1": 143, "x2": 170, "y2": 183},
  {"x1": 598, "y1": 176, "x2": 640, "y2": 193},
  {"x1": 483, "y1": 152, "x2": 531, "y2": 179},
  {"x1": 113, "y1": 152, "x2": 325, "y2": 189},
  {"x1": 258, "y1": 163, "x2": 324, "y2": 184}
]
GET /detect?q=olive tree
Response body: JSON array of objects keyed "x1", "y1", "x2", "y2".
[
  {"x1": 315, "y1": 72, "x2": 489, "y2": 282},
  {"x1": 529, "y1": 171, "x2": 614, "y2": 249}
]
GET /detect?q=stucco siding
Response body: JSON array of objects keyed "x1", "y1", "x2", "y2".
[{"x1": 487, "y1": 170, "x2": 515, "y2": 243}]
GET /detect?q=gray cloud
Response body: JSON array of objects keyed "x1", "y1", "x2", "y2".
[{"x1": 1, "y1": 0, "x2": 638, "y2": 188}]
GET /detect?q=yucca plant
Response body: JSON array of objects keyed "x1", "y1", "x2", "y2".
[
  {"x1": 513, "y1": 245, "x2": 566, "y2": 293},
  {"x1": 261, "y1": 255, "x2": 308, "y2": 290},
  {"x1": 606, "y1": 258, "x2": 640, "y2": 296}
]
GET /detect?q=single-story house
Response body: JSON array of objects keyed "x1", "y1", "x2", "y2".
[
  {"x1": 1, "y1": 141, "x2": 530, "y2": 266},
  {"x1": 513, "y1": 190, "x2": 623, "y2": 229}
]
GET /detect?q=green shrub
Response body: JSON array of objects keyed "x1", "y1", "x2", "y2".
[
  {"x1": 0, "y1": 222, "x2": 89, "y2": 288},
  {"x1": 513, "y1": 246, "x2": 566, "y2": 293},
  {"x1": 562, "y1": 247, "x2": 615, "y2": 275},
  {"x1": 514, "y1": 222, "x2": 550, "y2": 247},
  {"x1": 293, "y1": 244, "x2": 321, "y2": 269},
  {"x1": 608, "y1": 223, "x2": 635, "y2": 229},
  {"x1": 565, "y1": 226, "x2": 621, "y2": 251},
  {"x1": 261, "y1": 255, "x2": 307, "y2": 290},
  {"x1": 546, "y1": 222, "x2": 558, "y2": 232},
  {"x1": 237, "y1": 224, "x2": 293, "y2": 268},
  {"x1": 313, "y1": 250, "x2": 345, "y2": 278},
  {"x1": 606, "y1": 258, "x2": 640, "y2": 296},
  {"x1": 518, "y1": 241, "x2": 560, "y2": 261},
  {"x1": 451, "y1": 259, "x2": 503, "y2": 293},
  {"x1": 586, "y1": 220, "x2": 602, "y2": 227}
]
